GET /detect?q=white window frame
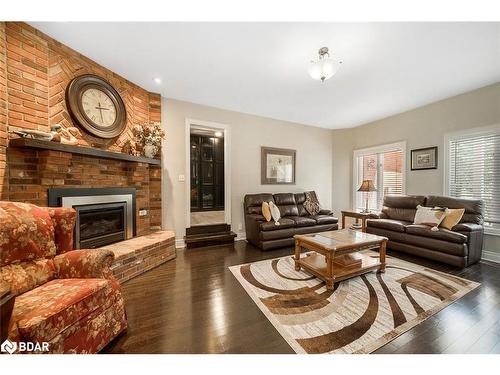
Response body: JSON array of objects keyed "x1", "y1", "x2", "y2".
[
  {"x1": 444, "y1": 124, "x2": 500, "y2": 236},
  {"x1": 352, "y1": 141, "x2": 407, "y2": 211}
]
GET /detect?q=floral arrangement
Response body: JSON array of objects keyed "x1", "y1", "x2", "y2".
[{"x1": 131, "y1": 122, "x2": 165, "y2": 158}]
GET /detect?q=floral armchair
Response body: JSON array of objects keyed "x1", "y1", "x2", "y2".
[{"x1": 0, "y1": 201, "x2": 127, "y2": 353}]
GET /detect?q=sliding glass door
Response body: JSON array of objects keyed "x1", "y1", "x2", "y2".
[{"x1": 354, "y1": 142, "x2": 406, "y2": 212}]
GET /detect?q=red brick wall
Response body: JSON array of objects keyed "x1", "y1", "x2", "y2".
[
  {"x1": 0, "y1": 22, "x2": 163, "y2": 233},
  {"x1": 0, "y1": 23, "x2": 8, "y2": 200}
]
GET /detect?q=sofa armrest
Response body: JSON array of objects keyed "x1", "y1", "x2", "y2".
[
  {"x1": 318, "y1": 209, "x2": 333, "y2": 215},
  {"x1": 451, "y1": 223, "x2": 483, "y2": 232},
  {"x1": 47, "y1": 207, "x2": 77, "y2": 254},
  {"x1": 54, "y1": 249, "x2": 115, "y2": 279},
  {"x1": 452, "y1": 223, "x2": 484, "y2": 266},
  {"x1": 376, "y1": 211, "x2": 388, "y2": 219},
  {"x1": 246, "y1": 214, "x2": 266, "y2": 222}
]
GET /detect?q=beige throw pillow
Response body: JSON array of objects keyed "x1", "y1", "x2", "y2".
[
  {"x1": 269, "y1": 201, "x2": 281, "y2": 225},
  {"x1": 440, "y1": 208, "x2": 465, "y2": 230},
  {"x1": 261, "y1": 202, "x2": 272, "y2": 222},
  {"x1": 413, "y1": 205, "x2": 447, "y2": 230}
]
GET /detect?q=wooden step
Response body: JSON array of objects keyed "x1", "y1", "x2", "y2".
[
  {"x1": 186, "y1": 223, "x2": 231, "y2": 236},
  {"x1": 185, "y1": 225, "x2": 237, "y2": 249}
]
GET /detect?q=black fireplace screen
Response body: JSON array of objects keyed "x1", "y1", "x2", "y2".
[
  {"x1": 79, "y1": 207, "x2": 125, "y2": 241},
  {"x1": 76, "y1": 202, "x2": 127, "y2": 249}
]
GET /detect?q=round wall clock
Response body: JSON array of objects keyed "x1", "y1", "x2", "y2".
[{"x1": 66, "y1": 74, "x2": 127, "y2": 139}]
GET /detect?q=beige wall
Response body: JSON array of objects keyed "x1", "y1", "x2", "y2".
[
  {"x1": 162, "y1": 98, "x2": 334, "y2": 244},
  {"x1": 332, "y1": 82, "x2": 500, "y2": 261}
]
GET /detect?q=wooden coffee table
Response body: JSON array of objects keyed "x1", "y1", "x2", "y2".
[{"x1": 294, "y1": 229, "x2": 388, "y2": 290}]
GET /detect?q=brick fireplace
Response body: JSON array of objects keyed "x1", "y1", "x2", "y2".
[
  {"x1": 0, "y1": 22, "x2": 175, "y2": 282},
  {"x1": 0, "y1": 21, "x2": 162, "y2": 231}
]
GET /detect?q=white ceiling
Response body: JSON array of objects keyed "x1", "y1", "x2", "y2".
[{"x1": 30, "y1": 22, "x2": 500, "y2": 129}]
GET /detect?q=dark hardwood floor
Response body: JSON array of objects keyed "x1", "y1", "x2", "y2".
[{"x1": 103, "y1": 240, "x2": 500, "y2": 354}]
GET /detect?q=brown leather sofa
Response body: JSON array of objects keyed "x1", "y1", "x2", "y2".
[
  {"x1": 366, "y1": 195, "x2": 484, "y2": 267},
  {"x1": 244, "y1": 192, "x2": 338, "y2": 250}
]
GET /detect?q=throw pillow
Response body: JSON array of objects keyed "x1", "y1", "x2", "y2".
[
  {"x1": 413, "y1": 205, "x2": 447, "y2": 230},
  {"x1": 303, "y1": 191, "x2": 320, "y2": 216},
  {"x1": 261, "y1": 202, "x2": 272, "y2": 222},
  {"x1": 440, "y1": 208, "x2": 465, "y2": 230},
  {"x1": 268, "y1": 201, "x2": 281, "y2": 225}
]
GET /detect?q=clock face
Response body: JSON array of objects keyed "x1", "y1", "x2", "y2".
[{"x1": 81, "y1": 88, "x2": 117, "y2": 127}]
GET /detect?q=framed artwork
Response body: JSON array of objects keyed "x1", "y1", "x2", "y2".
[
  {"x1": 411, "y1": 146, "x2": 438, "y2": 170},
  {"x1": 261, "y1": 147, "x2": 296, "y2": 184}
]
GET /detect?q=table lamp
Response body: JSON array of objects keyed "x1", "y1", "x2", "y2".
[{"x1": 357, "y1": 179, "x2": 377, "y2": 213}]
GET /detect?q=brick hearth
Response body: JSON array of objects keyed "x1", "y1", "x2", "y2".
[{"x1": 103, "y1": 231, "x2": 176, "y2": 284}]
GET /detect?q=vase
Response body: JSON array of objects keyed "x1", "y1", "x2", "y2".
[{"x1": 143, "y1": 143, "x2": 157, "y2": 158}]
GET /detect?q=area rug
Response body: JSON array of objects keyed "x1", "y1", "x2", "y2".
[{"x1": 229, "y1": 251, "x2": 479, "y2": 354}]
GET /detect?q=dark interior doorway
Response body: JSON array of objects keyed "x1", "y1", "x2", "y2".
[{"x1": 190, "y1": 132, "x2": 224, "y2": 212}]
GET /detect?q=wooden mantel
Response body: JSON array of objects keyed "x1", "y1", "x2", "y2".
[{"x1": 9, "y1": 138, "x2": 162, "y2": 166}]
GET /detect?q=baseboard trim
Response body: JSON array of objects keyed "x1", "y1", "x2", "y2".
[
  {"x1": 482, "y1": 250, "x2": 500, "y2": 264},
  {"x1": 175, "y1": 239, "x2": 186, "y2": 249},
  {"x1": 236, "y1": 233, "x2": 246, "y2": 242}
]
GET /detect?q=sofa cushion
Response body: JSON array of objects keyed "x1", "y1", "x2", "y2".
[
  {"x1": 366, "y1": 226, "x2": 467, "y2": 257},
  {"x1": 405, "y1": 224, "x2": 467, "y2": 244},
  {"x1": 311, "y1": 215, "x2": 338, "y2": 225},
  {"x1": 11, "y1": 278, "x2": 117, "y2": 342},
  {"x1": 244, "y1": 193, "x2": 275, "y2": 215},
  {"x1": 381, "y1": 195, "x2": 426, "y2": 222},
  {"x1": 366, "y1": 219, "x2": 410, "y2": 232},
  {"x1": 426, "y1": 195, "x2": 484, "y2": 225},
  {"x1": 289, "y1": 216, "x2": 317, "y2": 227},
  {"x1": 273, "y1": 193, "x2": 299, "y2": 217},
  {"x1": 260, "y1": 218, "x2": 295, "y2": 231},
  {"x1": 260, "y1": 227, "x2": 296, "y2": 241},
  {"x1": 1, "y1": 259, "x2": 55, "y2": 296},
  {"x1": 0, "y1": 202, "x2": 57, "y2": 266},
  {"x1": 294, "y1": 192, "x2": 308, "y2": 216}
]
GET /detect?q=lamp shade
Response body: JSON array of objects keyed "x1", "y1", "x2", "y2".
[{"x1": 357, "y1": 179, "x2": 377, "y2": 192}]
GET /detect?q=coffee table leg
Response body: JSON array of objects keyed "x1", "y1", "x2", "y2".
[
  {"x1": 326, "y1": 253, "x2": 334, "y2": 290},
  {"x1": 294, "y1": 240, "x2": 301, "y2": 271},
  {"x1": 379, "y1": 240, "x2": 387, "y2": 273}
]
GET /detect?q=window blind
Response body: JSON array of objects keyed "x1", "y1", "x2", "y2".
[{"x1": 448, "y1": 133, "x2": 500, "y2": 226}]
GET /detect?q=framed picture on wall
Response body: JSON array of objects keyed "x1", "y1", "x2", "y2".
[
  {"x1": 411, "y1": 146, "x2": 438, "y2": 170},
  {"x1": 261, "y1": 147, "x2": 296, "y2": 184}
]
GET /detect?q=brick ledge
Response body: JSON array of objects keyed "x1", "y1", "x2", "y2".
[{"x1": 102, "y1": 230, "x2": 176, "y2": 283}]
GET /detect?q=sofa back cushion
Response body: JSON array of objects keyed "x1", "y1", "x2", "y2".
[
  {"x1": 294, "y1": 193, "x2": 308, "y2": 216},
  {"x1": 426, "y1": 195, "x2": 484, "y2": 224},
  {"x1": 0, "y1": 202, "x2": 57, "y2": 266},
  {"x1": 48, "y1": 207, "x2": 76, "y2": 254},
  {"x1": 273, "y1": 193, "x2": 299, "y2": 217},
  {"x1": 244, "y1": 193, "x2": 275, "y2": 215},
  {"x1": 381, "y1": 195, "x2": 427, "y2": 222},
  {"x1": 0, "y1": 258, "x2": 55, "y2": 296}
]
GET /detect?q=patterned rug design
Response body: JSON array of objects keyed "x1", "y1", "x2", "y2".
[{"x1": 229, "y1": 251, "x2": 479, "y2": 354}]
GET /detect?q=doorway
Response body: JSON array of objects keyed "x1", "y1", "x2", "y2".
[{"x1": 185, "y1": 119, "x2": 231, "y2": 229}]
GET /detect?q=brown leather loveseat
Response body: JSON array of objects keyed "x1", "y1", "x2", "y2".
[
  {"x1": 244, "y1": 192, "x2": 338, "y2": 250},
  {"x1": 366, "y1": 195, "x2": 484, "y2": 267}
]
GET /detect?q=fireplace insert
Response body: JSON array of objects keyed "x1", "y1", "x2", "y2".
[{"x1": 48, "y1": 187, "x2": 136, "y2": 249}]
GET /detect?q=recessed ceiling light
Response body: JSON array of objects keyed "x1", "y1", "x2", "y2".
[
  {"x1": 214, "y1": 131, "x2": 223, "y2": 137},
  {"x1": 153, "y1": 77, "x2": 162, "y2": 85}
]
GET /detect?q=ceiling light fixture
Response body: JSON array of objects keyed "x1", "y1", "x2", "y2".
[
  {"x1": 308, "y1": 47, "x2": 342, "y2": 83},
  {"x1": 153, "y1": 77, "x2": 162, "y2": 85},
  {"x1": 214, "y1": 131, "x2": 223, "y2": 137}
]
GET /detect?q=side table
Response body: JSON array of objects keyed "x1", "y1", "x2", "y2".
[{"x1": 341, "y1": 210, "x2": 378, "y2": 232}]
